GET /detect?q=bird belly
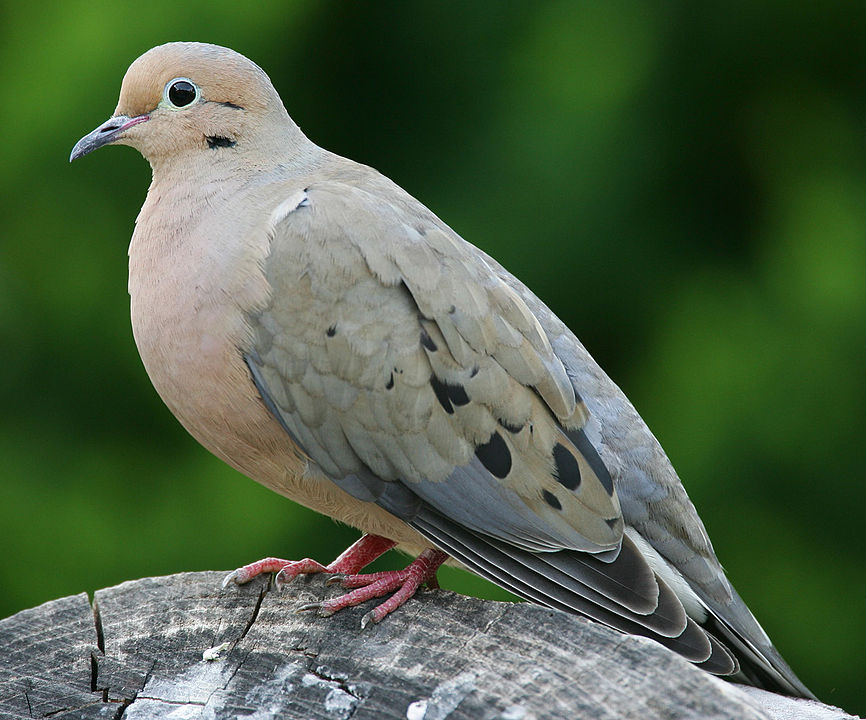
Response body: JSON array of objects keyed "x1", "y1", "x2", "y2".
[{"x1": 127, "y1": 225, "x2": 423, "y2": 547}]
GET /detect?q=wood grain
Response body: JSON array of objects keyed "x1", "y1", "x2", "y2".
[{"x1": 0, "y1": 572, "x2": 852, "y2": 719}]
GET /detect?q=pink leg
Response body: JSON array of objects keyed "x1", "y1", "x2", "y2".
[
  {"x1": 221, "y1": 534, "x2": 396, "y2": 589},
  {"x1": 299, "y1": 548, "x2": 449, "y2": 628}
]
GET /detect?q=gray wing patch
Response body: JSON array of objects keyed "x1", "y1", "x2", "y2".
[
  {"x1": 246, "y1": 350, "x2": 396, "y2": 505},
  {"x1": 373, "y1": 481, "x2": 424, "y2": 520},
  {"x1": 245, "y1": 351, "x2": 305, "y2": 448},
  {"x1": 246, "y1": 342, "x2": 617, "y2": 553},
  {"x1": 399, "y1": 456, "x2": 607, "y2": 553}
]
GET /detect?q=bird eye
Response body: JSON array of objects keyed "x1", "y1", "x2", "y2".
[{"x1": 164, "y1": 78, "x2": 199, "y2": 108}]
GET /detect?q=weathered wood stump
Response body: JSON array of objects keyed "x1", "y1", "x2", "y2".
[{"x1": 0, "y1": 572, "x2": 854, "y2": 719}]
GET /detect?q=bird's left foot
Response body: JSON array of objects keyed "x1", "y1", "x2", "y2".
[
  {"x1": 298, "y1": 548, "x2": 448, "y2": 627},
  {"x1": 221, "y1": 533, "x2": 398, "y2": 589},
  {"x1": 222, "y1": 535, "x2": 449, "y2": 626}
]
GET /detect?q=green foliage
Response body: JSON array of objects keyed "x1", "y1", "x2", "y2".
[{"x1": 1, "y1": 1, "x2": 863, "y2": 712}]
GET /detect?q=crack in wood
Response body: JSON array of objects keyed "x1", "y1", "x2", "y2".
[
  {"x1": 221, "y1": 645, "x2": 252, "y2": 691},
  {"x1": 92, "y1": 597, "x2": 106, "y2": 653},
  {"x1": 141, "y1": 659, "x2": 157, "y2": 691},
  {"x1": 300, "y1": 659, "x2": 368, "y2": 719},
  {"x1": 134, "y1": 695, "x2": 207, "y2": 706},
  {"x1": 43, "y1": 700, "x2": 112, "y2": 717},
  {"x1": 90, "y1": 594, "x2": 109, "y2": 701},
  {"x1": 239, "y1": 582, "x2": 269, "y2": 640},
  {"x1": 456, "y1": 602, "x2": 509, "y2": 656},
  {"x1": 306, "y1": 662, "x2": 367, "y2": 701},
  {"x1": 112, "y1": 698, "x2": 133, "y2": 719}
]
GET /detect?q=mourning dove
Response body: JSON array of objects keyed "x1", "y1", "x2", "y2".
[{"x1": 71, "y1": 42, "x2": 813, "y2": 698}]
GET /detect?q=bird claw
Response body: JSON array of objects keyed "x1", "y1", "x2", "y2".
[
  {"x1": 296, "y1": 593, "x2": 381, "y2": 624},
  {"x1": 224, "y1": 545, "x2": 447, "y2": 626},
  {"x1": 274, "y1": 569, "x2": 299, "y2": 591},
  {"x1": 221, "y1": 569, "x2": 242, "y2": 589},
  {"x1": 222, "y1": 557, "x2": 333, "y2": 592},
  {"x1": 296, "y1": 601, "x2": 336, "y2": 618},
  {"x1": 295, "y1": 548, "x2": 448, "y2": 624},
  {"x1": 222, "y1": 536, "x2": 399, "y2": 597}
]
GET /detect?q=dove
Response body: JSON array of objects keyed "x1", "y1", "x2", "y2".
[{"x1": 70, "y1": 42, "x2": 813, "y2": 698}]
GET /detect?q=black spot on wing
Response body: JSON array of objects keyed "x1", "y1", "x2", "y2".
[
  {"x1": 430, "y1": 375, "x2": 469, "y2": 412},
  {"x1": 385, "y1": 372, "x2": 394, "y2": 390},
  {"x1": 445, "y1": 383, "x2": 469, "y2": 406},
  {"x1": 420, "y1": 329, "x2": 437, "y2": 352},
  {"x1": 326, "y1": 324, "x2": 336, "y2": 337},
  {"x1": 552, "y1": 443, "x2": 581, "y2": 491},
  {"x1": 475, "y1": 431, "x2": 512, "y2": 479},
  {"x1": 568, "y1": 428, "x2": 615, "y2": 496},
  {"x1": 498, "y1": 418, "x2": 524, "y2": 434},
  {"x1": 430, "y1": 376, "x2": 454, "y2": 414},
  {"x1": 542, "y1": 490, "x2": 562, "y2": 510}
]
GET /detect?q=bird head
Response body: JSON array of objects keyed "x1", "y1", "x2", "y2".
[{"x1": 70, "y1": 42, "x2": 293, "y2": 167}]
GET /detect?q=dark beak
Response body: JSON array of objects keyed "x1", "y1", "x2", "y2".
[{"x1": 69, "y1": 114, "x2": 149, "y2": 162}]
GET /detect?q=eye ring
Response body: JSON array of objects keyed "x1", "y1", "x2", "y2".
[{"x1": 164, "y1": 77, "x2": 200, "y2": 108}]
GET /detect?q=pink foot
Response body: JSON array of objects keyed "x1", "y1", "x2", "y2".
[
  {"x1": 221, "y1": 534, "x2": 397, "y2": 589},
  {"x1": 299, "y1": 548, "x2": 449, "y2": 627}
]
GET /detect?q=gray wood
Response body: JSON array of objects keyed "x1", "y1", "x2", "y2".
[{"x1": 0, "y1": 572, "x2": 855, "y2": 719}]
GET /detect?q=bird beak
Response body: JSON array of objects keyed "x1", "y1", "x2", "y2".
[{"x1": 69, "y1": 114, "x2": 149, "y2": 162}]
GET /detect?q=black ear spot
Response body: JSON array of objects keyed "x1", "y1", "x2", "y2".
[
  {"x1": 475, "y1": 431, "x2": 512, "y2": 479},
  {"x1": 206, "y1": 135, "x2": 236, "y2": 149}
]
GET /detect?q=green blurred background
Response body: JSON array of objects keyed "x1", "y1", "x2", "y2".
[{"x1": 1, "y1": 1, "x2": 864, "y2": 713}]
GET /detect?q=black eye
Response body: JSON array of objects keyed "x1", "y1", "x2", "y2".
[{"x1": 167, "y1": 79, "x2": 198, "y2": 107}]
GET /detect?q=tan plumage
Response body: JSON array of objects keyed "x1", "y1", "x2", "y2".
[{"x1": 71, "y1": 41, "x2": 813, "y2": 698}]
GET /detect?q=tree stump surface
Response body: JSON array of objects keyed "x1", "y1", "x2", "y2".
[{"x1": 0, "y1": 571, "x2": 856, "y2": 719}]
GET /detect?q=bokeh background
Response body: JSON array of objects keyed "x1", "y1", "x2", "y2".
[{"x1": 1, "y1": 1, "x2": 864, "y2": 713}]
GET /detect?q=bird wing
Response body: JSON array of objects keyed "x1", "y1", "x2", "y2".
[
  {"x1": 472, "y1": 248, "x2": 815, "y2": 696},
  {"x1": 244, "y1": 178, "x2": 731, "y2": 670}
]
